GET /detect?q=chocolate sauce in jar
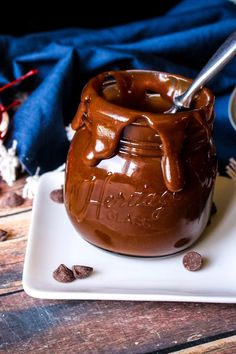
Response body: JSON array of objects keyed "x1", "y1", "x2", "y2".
[{"x1": 65, "y1": 70, "x2": 217, "y2": 256}]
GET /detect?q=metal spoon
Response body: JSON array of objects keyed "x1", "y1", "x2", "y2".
[{"x1": 167, "y1": 30, "x2": 236, "y2": 114}]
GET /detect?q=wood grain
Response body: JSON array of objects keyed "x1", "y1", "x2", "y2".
[
  {"x1": 175, "y1": 335, "x2": 236, "y2": 353},
  {"x1": 0, "y1": 176, "x2": 32, "y2": 217},
  {"x1": 1, "y1": 176, "x2": 236, "y2": 354},
  {"x1": 0, "y1": 211, "x2": 31, "y2": 241},
  {"x1": 0, "y1": 176, "x2": 31, "y2": 295},
  {"x1": 1, "y1": 291, "x2": 236, "y2": 353},
  {"x1": 0, "y1": 212, "x2": 29, "y2": 294}
]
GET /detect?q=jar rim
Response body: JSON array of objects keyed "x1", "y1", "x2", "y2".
[{"x1": 93, "y1": 70, "x2": 214, "y2": 121}]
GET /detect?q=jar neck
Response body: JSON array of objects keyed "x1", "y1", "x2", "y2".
[
  {"x1": 119, "y1": 119, "x2": 161, "y2": 156},
  {"x1": 119, "y1": 138, "x2": 162, "y2": 157},
  {"x1": 119, "y1": 119, "x2": 211, "y2": 157}
]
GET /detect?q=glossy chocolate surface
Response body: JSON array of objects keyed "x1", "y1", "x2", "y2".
[{"x1": 65, "y1": 70, "x2": 217, "y2": 256}]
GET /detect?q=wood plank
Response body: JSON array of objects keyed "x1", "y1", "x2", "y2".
[
  {"x1": 0, "y1": 176, "x2": 32, "y2": 217},
  {"x1": 2, "y1": 292, "x2": 236, "y2": 353},
  {"x1": 0, "y1": 236, "x2": 27, "y2": 266},
  {"x1": 175, "y1": 335, "x2": 236, "y2": 353},
  {"x1": 2, "y1": 175, "x2": 236, "y2": 354},
  {"x1": 0, "y1": 211, "x2": 30, "y2": 295},
  {"x1": 0, "y1": 210, "x2": 31, "y2": 241},
  {"x1": 0, "y1": 237, "x2": 26, "y2": 294}
]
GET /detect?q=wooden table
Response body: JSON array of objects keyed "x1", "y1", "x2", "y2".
[{"x1": 1, "y1": 177, "x2": 236, "y2": 354}]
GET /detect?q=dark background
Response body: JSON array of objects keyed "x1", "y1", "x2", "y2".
[{"x1": 0, "y1": 1, "x2": 178, "y2": 35}]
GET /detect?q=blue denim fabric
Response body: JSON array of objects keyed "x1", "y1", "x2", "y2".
[{"x1": 1, "y1": 0, "x2": 235, "y2": 174}]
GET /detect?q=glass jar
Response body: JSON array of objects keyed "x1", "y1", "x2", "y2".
[{"x1": 65, "y1": 70, "x2": 217, "y2": 256}]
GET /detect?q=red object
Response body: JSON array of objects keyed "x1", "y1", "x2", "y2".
[
  {"x1": 0, "y1": 69, "x2": 38, "y2": 139},
  {"x1": 0, "y1": 100, "x2": 21, "y2": 124},
  {"x1": 0, "y1": 100, "x2": 21, "y2": 114},
  {"x1": 0, "y1": 69, "x2": 38, "y2": 93}
]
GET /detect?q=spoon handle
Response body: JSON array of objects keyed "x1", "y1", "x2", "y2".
[{"x1": 174, "y1": 31, "x2": 236, "y2": 109}]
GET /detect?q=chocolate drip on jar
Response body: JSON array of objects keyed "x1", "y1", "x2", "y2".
[
  {"x1": 66, "y1": 70, "x2": 216, "y2": 257},
  {"x1": 72, "y1": 71, "x2": 214, "y2": 193}
]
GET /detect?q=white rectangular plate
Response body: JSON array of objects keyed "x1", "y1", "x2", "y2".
[{"x1": 23, "y1": 172, "x2": 236, "y2": 302}]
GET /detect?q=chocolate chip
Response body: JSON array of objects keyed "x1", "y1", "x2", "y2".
[
  {"x1": 183, "y1": 251, "x2": 203, "y2": 271},
  {"x1": 0, "y1": 229, "x2": 8, "y2": 241},
  {"x1": 53, "y1": 264, "x2": 75, "y2": 283},
  {"x1": 3, "y1": 192, "x2": 24, "y2": 207},
  {"x1": 50, "y1": 189, "x2": 64, "y2": 203},
  {"x1": 72, "y1": 265, "x2": 93, "y2": 279}
]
